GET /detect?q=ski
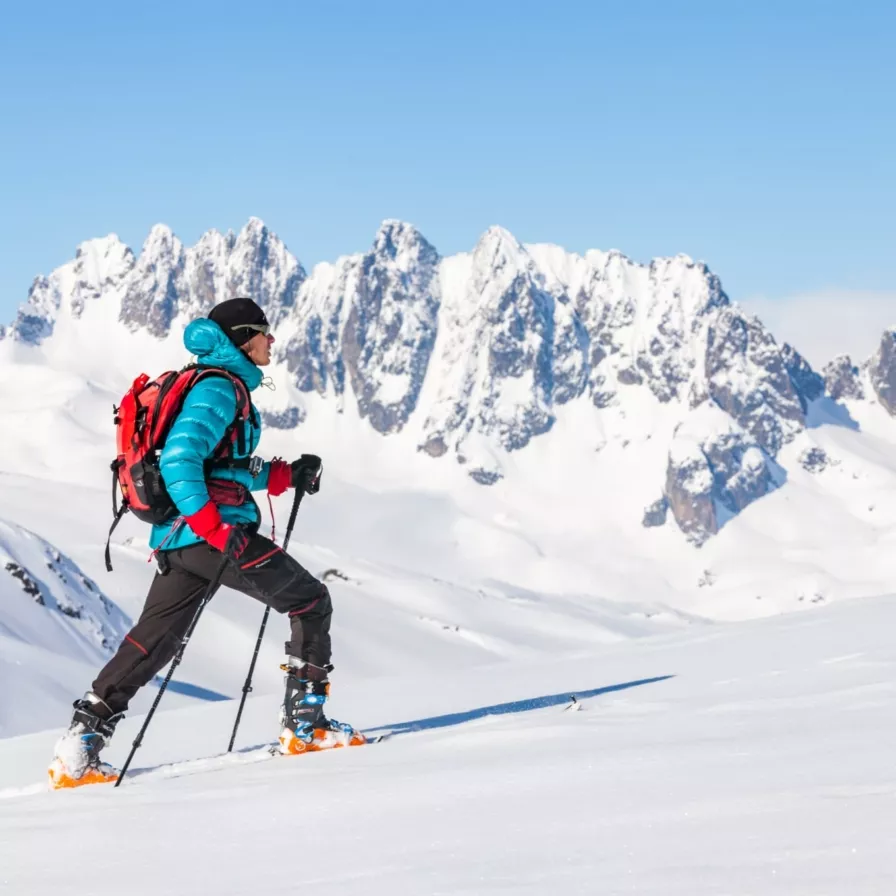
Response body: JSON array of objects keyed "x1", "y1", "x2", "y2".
[{"x1": 266, "y1": 730, "x2": 390, "y2": 757}]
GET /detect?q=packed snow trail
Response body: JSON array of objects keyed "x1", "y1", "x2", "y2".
[{"x1": 3, "y1": 596, "x2": 896, "y2": 895}]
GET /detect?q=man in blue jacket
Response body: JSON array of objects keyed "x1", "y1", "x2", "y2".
[{"x1": 49, "y1": 298, "x2": 363, "y2": 789}]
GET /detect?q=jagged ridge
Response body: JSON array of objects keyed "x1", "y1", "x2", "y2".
[{"x1": 4, "y1": 218, "x2": 895, "y2": 547}]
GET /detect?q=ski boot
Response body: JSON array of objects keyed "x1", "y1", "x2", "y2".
[
  {"x1": 48, "y1": 693, "x2": 123, "y2": 790},
  {"x1": 278, "y1": 659, "x2": 366, "y2": 755}
]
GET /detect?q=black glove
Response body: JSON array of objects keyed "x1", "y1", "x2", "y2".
[
  {"x1": 290, "y1": 454, "x2": 322, "y2": 495},
  {"x1": 223, "y1": 524, "x2": 251, "y2": 561}
]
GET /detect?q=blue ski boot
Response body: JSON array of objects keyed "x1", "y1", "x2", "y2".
[{"x1": 278, "y1": 658, "x2": 366, "y2": 754}]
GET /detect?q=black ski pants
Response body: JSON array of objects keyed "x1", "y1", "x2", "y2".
[{"x1": 92, "y1": 535, "x2": 332, "y2": 714}]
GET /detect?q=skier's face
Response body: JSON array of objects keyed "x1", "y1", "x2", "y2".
[{"x1": 242, "y1": 330, "x2": 275, "y2": 366}]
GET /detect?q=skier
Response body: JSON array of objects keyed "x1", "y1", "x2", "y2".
[{"x1": 49, "y1": 297, "x2": 363, "y2": 789}]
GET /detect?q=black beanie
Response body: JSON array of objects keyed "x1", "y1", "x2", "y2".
[{"x1": 208, "y1": 298, "x2": 269, "y2": 346}]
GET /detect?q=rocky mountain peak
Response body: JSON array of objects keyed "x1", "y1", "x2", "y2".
[
  {"x1": 225, "y1": 219, "x2": 305, "y2": 322},
  {"x1": 39, "y1": 218, "x2": 309, "y2": 338},
  {"x1": 145, "y1": 222, "x2": 177, "y2": 246},
  {"x1": 119, "y1": 226, "x2": 187, "y2": 337},
  {"x1": 823, "y1": 354, "x2": 864, "y2": 401},
  {"x1": 374, "y1": 219, "x2": 426, "y2": 254},
  {"x1": 471, "y1": 226, "x2": 531, "y2": 286},
  {"x1": 869, "y1": 328, "x2": 896, "y2": 415},
  {"x1": 282, "y1": 220, "x2": 441, "y2": 434},
  {"x1": 243, "y1": 215, "x2": 267, "y2": 234},
  {"x1": 4, "y1": 234, "x2": 135, "y2": 342}
]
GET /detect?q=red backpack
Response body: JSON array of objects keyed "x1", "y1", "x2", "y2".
[{"x1": 105, "y1": 365, "x2": 251, "y2": 571}]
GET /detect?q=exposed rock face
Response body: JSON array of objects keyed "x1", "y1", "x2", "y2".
[
  {"x1": 4, "y1": 562, "x2": 44, "y2": 603},
  {"x1": 869, "y1": 328, "x2": 896, "y2": 415},
  {"x1": 799, "y1": 447, "x2": 830, "y2": 473},
  {"x1": 782, "y1": 343, "x2": 825, "y2": 412},
  {"x1": 665, "y1": 447, "x2": 717, "y2": 546},
  {"x1": 344, "y1": 224, "x2": 440, "y2": 434},
  {"x1": 120, "y1": 225, "x2": 187, "y2": 337},
  {"x1": 261, "y1": 407, "x2": 305, "y2": 429},
  {"x1": 823, "y1": 355, "x2": 864, "y2": 401},
  {"x1": 704, "y1": 309, "x2": 805, "y2": 454},
  {"x1": 284, "y1": 221, "x2": 441, "y2": 435},
  {"x1": 664, "y1": 404, "x2": 775, "y2": 545},
  {"x1": 531, "y1": 248, "x2": 729, "y2": 413},
  {"x1": 642, "y1": 497, "x2": 669, "y2": 528}
]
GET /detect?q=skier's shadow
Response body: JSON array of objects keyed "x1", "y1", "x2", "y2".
[{"x1": 366, "y1": 675, "x2": 674, "y2": 737}]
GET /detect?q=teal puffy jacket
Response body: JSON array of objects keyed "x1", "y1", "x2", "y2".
[{"x1": 149, "y1": 319, "x2": 272, "y2": 552}]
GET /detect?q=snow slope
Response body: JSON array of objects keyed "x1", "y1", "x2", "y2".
[
  {"x1": 0, "y1": 452, "x2": 700, "y2": 740},
  {"x1": 0, "y1": 517, "x2": 130, "y2": 738},
  {"x1": 2, "y1": 593, "x2": 895, "y2": 894}
]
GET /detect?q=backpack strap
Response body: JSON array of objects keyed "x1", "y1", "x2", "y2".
[
  {"x1": 105, "y1": 469, "x2": 129, "y2": 571},
  {"x1": 110, "y1": 458, "x2": 123, "y2": 518},
  {"x1": 205, "y1": 455, "x2": 257, "y2": 473},
  {"x1": 148, "y1": 368, "x2": 198, "y2": 450},
  {"x1": 105, "y1": 459, "x2": 128, "y2": 571},
  {"x1": 199, "y1": 370, "x2": 251, "y2": 461},
  {"x1": 155, "y1": 366, "x2": 253, "y2": 460},
  {"x1": 104, "y1": 508, "x2": 127, "y2": 572}
]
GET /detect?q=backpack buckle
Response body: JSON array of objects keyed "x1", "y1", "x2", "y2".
[{"x1": 248, "y1": 456, "x2": 264, "y2": 478}]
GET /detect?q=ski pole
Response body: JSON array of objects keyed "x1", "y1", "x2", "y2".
[
  {"x1": 115, "y1": 552, "x2": 231, "y2": 787},
  {"x1": 227, "y1": 487, "x2": 305, "y2": 752}
]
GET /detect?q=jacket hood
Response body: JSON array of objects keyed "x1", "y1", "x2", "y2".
[{"x1": 183, "y1": 319, "x2": 264, "y2": 391}]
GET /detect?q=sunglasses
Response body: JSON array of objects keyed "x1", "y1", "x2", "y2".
[{"x1": 232, "y1": 323, "x2": 271, "y2": 337}]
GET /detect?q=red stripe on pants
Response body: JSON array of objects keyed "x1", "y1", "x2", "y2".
[
  {"x1": 241, "y1": 547, "x2": 282, "y2": 570},
  {"x1": 126, "y1": 634, "x2": 149, "y2": 656}
]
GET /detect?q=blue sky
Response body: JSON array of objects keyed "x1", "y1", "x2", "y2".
[{"x1": 0, "y1": 0, "x2": 893, "y2": 330}]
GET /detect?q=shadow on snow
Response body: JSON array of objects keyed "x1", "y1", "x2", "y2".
[
  {"x1": 117, "y1": 676, "x2": 674, "y2": 783},
  {"x1": 151, "y1": 678, "x2": 230, "y2": 702},
  {"x1": 366, "y1": 675, "x2": 675, "y2": 737}
]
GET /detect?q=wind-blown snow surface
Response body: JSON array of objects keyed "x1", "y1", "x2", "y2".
[{"x1": 2, "y1": 595, "x2": 896, "y2": 894}]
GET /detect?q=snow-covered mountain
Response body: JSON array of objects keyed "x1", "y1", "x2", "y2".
[
  {"x1": 0, "y1": 518, "x2": 132, "y2": 737},
  {"x1": 0, "y1": 517, "x2": 128, "y2": 657},
  {"x1": 4, "y1": 217, "x2": 895, "y2": 549}
]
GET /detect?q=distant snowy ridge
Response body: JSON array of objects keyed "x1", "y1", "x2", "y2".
[
  {"x1": 0, "y1": 517, "x2": 129, "y2": 660},
  {"x1": 3, "y1": 218, "x2": 896, "y2": 546}
]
